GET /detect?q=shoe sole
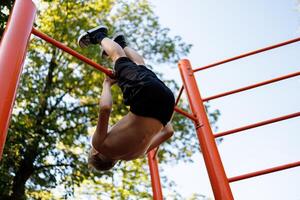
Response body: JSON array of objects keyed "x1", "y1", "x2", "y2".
[{"x1": 77, "y1": 25, "x2": 108, "y2": 48}]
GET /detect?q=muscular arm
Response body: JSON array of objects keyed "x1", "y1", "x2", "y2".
[
  {"x1": 92, "y1": 78, "x2": 115, "y2": 151},
  {"x1": 146, "y1": 123, "x2": 174, "y2": 153}
]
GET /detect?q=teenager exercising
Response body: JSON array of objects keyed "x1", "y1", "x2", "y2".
[{"x1": 78, "y1": 26, "x2": 175, "y2": 171}]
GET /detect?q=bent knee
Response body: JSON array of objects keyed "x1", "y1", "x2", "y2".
[
  {"x1": 133, "y1": 57, "x2": 145, "y2": 65},
  {"x1": 111, "y1": 52, "x2": 126, "y2": 63}
]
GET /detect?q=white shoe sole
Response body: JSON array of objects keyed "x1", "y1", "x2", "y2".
[{"x1": 77, "y1": 25, "x2": 108, "y2": 48}]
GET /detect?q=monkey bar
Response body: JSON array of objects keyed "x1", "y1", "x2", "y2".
[
  {"x1": 203, "y1": 71, "x2": 300, "y2": 102},
  {"x1": 31, "y1": 28, "x2": 114, "y2": 77},
  {"x1": 193, "y1": 37, "x2": 300, "y2": 72},
  {"x1": 1, "y1": 0, "x2": 299, "y2": 199},
  {"x1": 177, "y1": 42, "x2": 300, "y2": 199},
  {"x1": 214, "y1": 112, "x2": 300, "y2": 138},
  {"x1": 228, "y1": 161, "x2": 300, "y2": 183}
]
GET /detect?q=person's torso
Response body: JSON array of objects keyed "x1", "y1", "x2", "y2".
[{"x1": 97, "y1": 112, "x2": 163, "y2": 161}]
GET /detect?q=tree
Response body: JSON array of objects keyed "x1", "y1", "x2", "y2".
[
  {"x1": 0, "y1": 0, "x2": 219, "y2": 199},
  {"x1": 0, "y1": 0, "x2": 14, "y2": 39}
]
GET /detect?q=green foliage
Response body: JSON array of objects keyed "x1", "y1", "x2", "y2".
[
  {"x1": 0, "y1": 0, "x2": 14, "y2": 38},
  {"x1": 0, "y1": 0, "x2": 219, "y2": 199}
]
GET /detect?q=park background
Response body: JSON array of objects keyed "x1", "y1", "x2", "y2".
[{"x1": 0, "y1": 0, "x2": 299, "y2": 199}]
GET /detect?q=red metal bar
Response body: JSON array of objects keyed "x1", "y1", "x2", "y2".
[
  {"x1": 152, "y1": 146, "x2": 160, "y2": 159},
  {"x1": 179, "y1": 59, "x2": 234, "y2": 200},
  {"x1": 203, "y1": 71, "x2": 300, "y2": 102},
  {"x1": 31, "y1": 28, "x2": 114, "y2": 77},
  {"x1": 175, "y1": 86, "x2": 184, "y2": 106},
  {"x1": 228, "y1": 161, "x2": 300, "y2": 183},
  {"x1": 193, "y1": 37, "x2": 300, "y2": 72},
  {"x1": 214, "y1": 112, "x2": 300, "y2": 138},
  {"x1": 174, "y1": 106, "x2": 197, "y2": 121},
  {"x1": 147, "y1": 149, "x2": 163, "y2": 200},
  {"x1": 0, "y1": 0, "x2": 36, "y2": 160}
]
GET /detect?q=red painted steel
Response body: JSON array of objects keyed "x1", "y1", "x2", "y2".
[
  {"x1": 179, "y1": 59, "x2": 234, "y2": 200},
  {"x1": 175, "y1": 86, "x2": 184, "y2": 106},
  {"x1": 203, "y1": 71, "x2": 300, "y2": 102},
  {"x1": 214, "y1": 112, "x2": 300, "y2": 138},
  {"x1": 228, "y1": 161, "x2": 300, "y2": 182},
  {"x1": 147, "y1": 150, "x2": 163, "y2": 200},
  {"x1": 193, "y1": 37, "x2": 300, "y2": 72},
  {"x1": 31, "y1": 28, "x2": 114, "y2": 77},
  {"x1": 152, "y1": 146, "x2": 160, "y2": 159},
  {"x1": 0, "y1": 0, "x2": 36, "y2": 160},
  {"x1": 174, "y1": 106, "x2": 197, "y2": 121}
]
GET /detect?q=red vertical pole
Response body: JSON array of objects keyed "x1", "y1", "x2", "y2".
[
  {"x1": 147, "y1": 149, "x2": 163, "y2": 200},
  {"x1": 0, "y1": 0, "x2": 36, "y2": 160},
  {"x1": 178, "y1": 59, "x2": 234, "y2": 200}
]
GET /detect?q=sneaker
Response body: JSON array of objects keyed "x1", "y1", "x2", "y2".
[
  {"x1": 77, "y1": 26, "x2": 108, "y2": 48},
  {"x1": 112, "y1": 34, "x2": 127, "y2": 49},
  {"x1": 101, "y1": 33, "x2": 128, "y2": 57}
]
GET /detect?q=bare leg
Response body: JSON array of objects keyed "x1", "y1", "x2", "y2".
[
  {"x1": 100, "y1": 38, "x2": 126, "y2": 63},
  {"x1": 123, "y1": 46, "x2": 145, "y2": 65},
  {"x1": 146, "y1": 123, "x2": 174, "y2": 153}
]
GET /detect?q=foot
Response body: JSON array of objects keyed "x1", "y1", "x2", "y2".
[
  {"x1": 112, "y1": 34, "x2": 127, "y2": 49},
  {"x1": 101, "y1": 33, "x2": 128, "y2": 57},
  {"x1": 78, "y1": 26, "x2": 108, "y2": 48}
]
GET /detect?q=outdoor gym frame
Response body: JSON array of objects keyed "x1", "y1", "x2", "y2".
[{"x1": 0, "y1": 0, "x2": 299, "y2": 199}]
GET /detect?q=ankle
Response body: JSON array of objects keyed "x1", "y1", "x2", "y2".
[{"x1": 98, "y1": 33, "x2": 107, "y2": 43}]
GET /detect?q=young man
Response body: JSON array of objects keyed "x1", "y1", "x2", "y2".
[{"x1": 78, "y1": 26, "x2": 175, "y2": 171}]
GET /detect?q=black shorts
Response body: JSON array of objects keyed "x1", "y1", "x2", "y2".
[{"x1": 114, "y1": 57, "x2": 175, "y2": 126}]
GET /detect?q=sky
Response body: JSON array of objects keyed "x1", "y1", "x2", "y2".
[{"x1": 150, "y1": 0, "x2": 300, "y2": 199}]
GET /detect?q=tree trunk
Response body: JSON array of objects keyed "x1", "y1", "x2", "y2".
[
  {"x1": 10, "y1": 151, "x2": 35, "y2": 200},
  {"x1": 9, "y1": 53, "x2": 57, "y2": 199}
]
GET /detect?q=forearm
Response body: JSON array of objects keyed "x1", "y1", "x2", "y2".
[
  {"x1": 100, "y1": 81, "x2": 113, "y2": 109},
  {"x1": 92, "y1": 81, "x2": 113, "y2": 149}
]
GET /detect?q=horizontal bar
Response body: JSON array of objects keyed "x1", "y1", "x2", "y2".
[
  {"x1": 229, "y1": 160, "x2": 300, "y2": 183},
  {"x1": 193, "y1": 36, "x2": 300, "y2": 72},
  {"x1": 31, "y1": 28, "x2": 114, "y2": 77},
  {"x1": 203, "y1": 71, "x2": 300, "y2": 101},
  {"x1": 214, "y1": 112, "x2": 300, "y2": 138},
  {"x1": 174, "y1": 106, "x2": 197, "y2": 121}
]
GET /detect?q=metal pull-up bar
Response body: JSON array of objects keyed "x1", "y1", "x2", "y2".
[
  {"x1": 179, "y1": 59, "x2": 234, "y2": 200},
  {"x1": 178, "y1": 36, "x2": 300, "y2": 199},
  {"x1": 203, "y1": 71, "x2": 300, "y2": 102},
  {"x1": 193, "y1": 36, "x2": 300, "y2": 72},
  {"x1": 1, "y1": 1, "x2": 299, "y2": 200},
  {"x1": 31, "y1": 28, "x2": 114, "y2": 77},
  {"x1": 0, "y1": 0, "x2": 36, "y2": 159},
  {"x1": 214, "y1": 111, "x2": 300, "y2": 138}
]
